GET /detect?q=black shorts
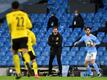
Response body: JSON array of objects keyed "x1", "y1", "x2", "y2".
[
  {"x1": 12, "y1": 37, "x2": 28, "y2": 51},
  {"x1": 28, "y1": 51, "x2": 36, "y2": 60}
]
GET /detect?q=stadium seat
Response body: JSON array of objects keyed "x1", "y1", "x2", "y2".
[
  {"x1": 53, "y1": 58, "x2": 58, "y2": 65},
  {"x1": 97, "y1": 51, "x2": 104, "y2": 57},
  {"x1": 81, "y1": 13, "x2": 87, "y2": 19},
  {"x1": 97, "y1": 32, "x2": 105, "y2": 37},
  {"x1": 78, "y1": 61, "x2": 84, "y2": 65},
  {"x1": 103, "y1": 51, "x2": 107, "y2": 56},
  {"x1": 103, "y1": 36, "x2": 107, "y2": 43},
  {"x1": 62, "y1": 50, "x2": 67, "y2": 57},
  {"x1": 70, "y1": 60, "x2": 78, "y2": 65},
  {"x1": 68, "y1": 51, "x2": 76, "y2": 57},
  {"x1": 62, "y1": 60, "x2": 70, "y2": 65},
  {"x1": 62, "y1": 47, "x2": 70, "y2": 52},
  {"x1": 71, "y1": 47, "x2": 79, "y2": 52},
  {"x1": 37, "y1": 60, "x2": 42, "y2": 65},
  {"x1": 42, "y1": 60, "x2": 49, "y2": 65},
  {"x1": 35, "y1": 50, "x2": 41, "y2": 57},
  {"x1": 76, "y1": 51, "x2": 85, "y2": 57},
  {"x1": 0, "y1": 0, "x2": 107, "y2": 67},
  {"x1": 98, "y1": 47, "x2": 106, "y2": 52}
]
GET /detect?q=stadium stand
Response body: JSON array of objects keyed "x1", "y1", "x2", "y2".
[{"x1": 0, "y1": 0, "x2": 107, "y2": 69}]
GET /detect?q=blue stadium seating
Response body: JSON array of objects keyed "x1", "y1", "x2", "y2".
[
  {"x1": 98, "y1": 47, "x2": 106, "y2": 52},
  {"x1": 103, "y1": 36, "x2": 107, "y2": 43},
  {"x1": 0, "y1": 0, "x2": 107, "y2": 66}
]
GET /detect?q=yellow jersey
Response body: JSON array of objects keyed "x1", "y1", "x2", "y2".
[
  {"x1": 6, "y1": 10, "x2": 32, "y2": 39},
  {"x1": 27, "y1": 29, "x2": 36, "y2": 52}
]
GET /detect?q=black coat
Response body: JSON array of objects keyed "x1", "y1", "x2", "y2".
[
  {"x1": 72, "y1": 14, "x2": 84, "y2": 27},
  {"x1": 47, "y1": 16, "x2": 59, "y2": 28},
  {"x1": 48, "y1": 32, "x2": 62, "y2": 49}
]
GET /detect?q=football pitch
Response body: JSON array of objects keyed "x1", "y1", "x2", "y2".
[{"x1": 0, "y1": 76, "x2": 107, "y2": 80}]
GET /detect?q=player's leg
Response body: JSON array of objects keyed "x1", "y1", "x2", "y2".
[
  {"x1": 12, "y1": 39, "x2": 21, "y2": 79},
  {"x1": 90, "y1": 52, "x2": 102, "y2": 77},
  {"x1": 85, "y1": 53, "x2": 93, "y2": 76},
  {"x1": 21, "y1": 50, "x2": 33, "y2": 76},
  {"x1": 22, "y1": 52, "x2": 30, "y2": 66},
  {"x1": 13, "y1": 50, "x2": 21, "y2": 79},
  {"x1": 32, "y1": 59, "x2": 39, "y2": 78},
  {"x1": 28, "y1": 51, "x2": 39, "y2": 78},
  {"x1": 20, "y1": 51, "x2": 32, "y2": 77},
  {"x1": 21, "y1": 52, "x2": 30, "y2": 69},
  {"x1": 56, "y1": 49, "x2": 62, "y2": 76},
  {"x1": 19, "y1": 37, "x2": 32, "y2": 75},
  {"x1": 48, "y1": 50, "x2": 56, "y2": 75},
  {"x1": 19, "y1": 49, "x2": 29, "y2": 69}
]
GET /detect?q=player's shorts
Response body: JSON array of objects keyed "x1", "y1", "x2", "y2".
[
  {"x1": 85, "y1": 52, "x2": 97, "y2": 61},
  {"x1": 12, "y1": 37, "x2": 28, "y2": 51},
  {"x1": 28, "y1": 51, "x2": 36, "y2": 60}
]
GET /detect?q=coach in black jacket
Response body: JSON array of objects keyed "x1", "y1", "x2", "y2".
[{"x1": 48, "y1": 27, "x2": 63, "y2": 76}]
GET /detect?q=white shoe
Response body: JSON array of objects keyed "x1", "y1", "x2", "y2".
[{"x1": 98, "y1": 73, "x2": 102, "y2": 77}]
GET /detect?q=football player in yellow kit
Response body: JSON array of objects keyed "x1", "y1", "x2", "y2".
[
  {"x1": 21, "y1": 29, "x2": 39, "y2": 79},
  {"x1": 6, "y1": 1, "x2": 32, "y2": 79}
]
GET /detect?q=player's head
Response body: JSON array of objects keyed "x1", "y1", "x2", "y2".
[
  {"x1": 53, "y1": 27, "x2": 58, "y2": 35},
  {"x1": 84, "y1": 27, "x2": 91, "y2": 35},
  {"x1": 74, "y1": 10, "x2": 79, "y2": 16},
  {"x1": 11, "y1": 1, "x2": 20, "y2": 9}
]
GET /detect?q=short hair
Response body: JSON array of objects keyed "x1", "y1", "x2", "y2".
[
  {"x1": 84, "y1": 26, "x2": 91, "y2": 30},
  {"x1": 53, "y1": 27, "x2": 58, "y2": 30},
  {"x1": 12, "y1": 1, "x2": 19, "y2": 9}
]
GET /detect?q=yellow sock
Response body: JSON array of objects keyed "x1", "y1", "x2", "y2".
[
  {"x1": 23, "y1": 53, "x2": 31, "y2": 70},
  {"x1": 32, "y1": 61, "x2": 38, "y2": 74},
  {"x1": 13, "y1": 54, "x2": 21, "y2": 74},
  {"x1": 23, "y1": 53, "x2": 30, "y2": 64}
]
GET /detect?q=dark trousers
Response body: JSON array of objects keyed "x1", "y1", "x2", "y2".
[{"x1": 49, "y1": 48, "x2": 62, "y2": 75}]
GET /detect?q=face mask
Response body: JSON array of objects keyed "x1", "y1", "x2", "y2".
[{"x1": 75, "y1": 13, "x2": 78, "y2": 16}]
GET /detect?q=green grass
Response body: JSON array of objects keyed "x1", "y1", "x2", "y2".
[{"x1": 0, "y1": 76, "x2": 107, "y2": 80}]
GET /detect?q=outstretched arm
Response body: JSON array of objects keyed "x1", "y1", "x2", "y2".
[{"x1": 74, "y1": 36, "x2": 84, "y2": 46}]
